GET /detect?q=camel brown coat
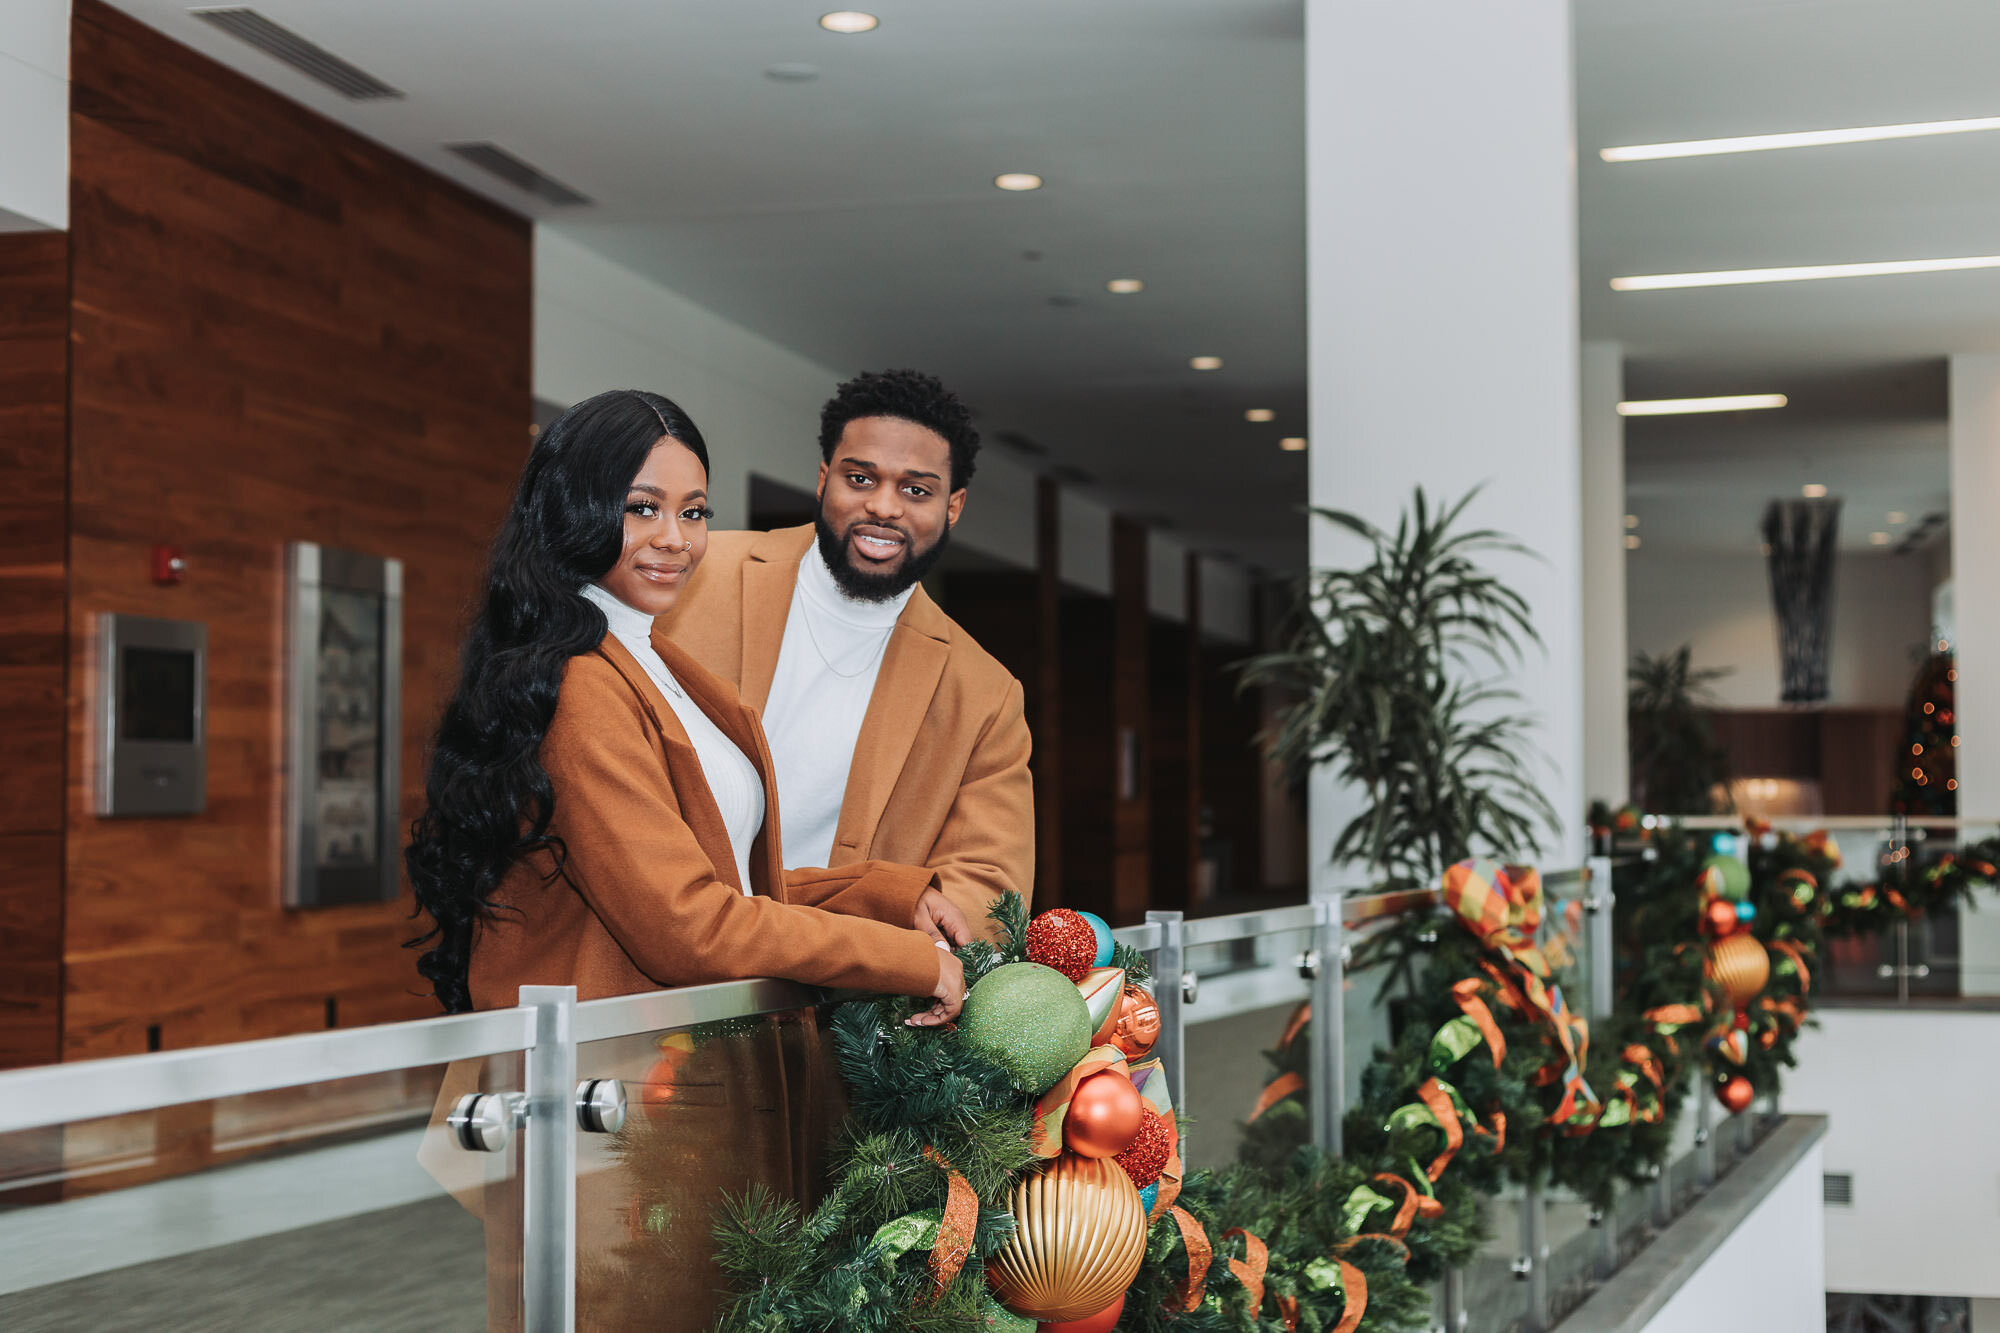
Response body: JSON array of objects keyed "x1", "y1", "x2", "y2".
[
  {"x1": 467, "y1": 629, "x2": 945, "y2": 1010},
  {"x1": 658, "y1": 524, "x2": 1034, "y2": 936}
]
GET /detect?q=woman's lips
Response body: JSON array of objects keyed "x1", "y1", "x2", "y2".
[{"x1": 636, "y1": 563, "x2": 687, "y2": 583}]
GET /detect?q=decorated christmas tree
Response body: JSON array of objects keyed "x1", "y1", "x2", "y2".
[{"x1": 1890, "y1": 651, "x2": 1957, "y2": 817}]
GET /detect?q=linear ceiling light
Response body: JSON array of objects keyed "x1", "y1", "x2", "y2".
[
  {"x1": 1602, "y1": 116, "x2": 2000, "y2": 162},
  {"x1": 1612, "y1": 255, "x2": 2000, "y2": 290},
  {"x1": 1616, "y1": 394, "x2": 1788, "y2": 416}
]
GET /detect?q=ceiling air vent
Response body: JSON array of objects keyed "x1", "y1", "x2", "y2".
[
  {"x1": 445, "y1": 143, "x2": 593, "y2": 207},
  {"x1": 1823, "y1": 1173, "x2": 1854, "y2": 1206},
  {"x1": 190, "y1": 9, "x2": 403, "y2": 100}
]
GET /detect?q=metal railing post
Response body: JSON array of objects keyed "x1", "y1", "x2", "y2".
[
  {"x1": 1146, "y1": 911, "x2": 1188, "y2": 1149},
  {"x1": 1310, "y1": 894, "x2": 1345, "y2": 1154},
  {"x1": 520, "y1": 985, "x2": 578, "y2": 1333},
  {"x1": 1523, "y1": 1184, "x2": 1549, "y2": 1333},
  {"x1": 1586, "y1": 855, "x2": 1615, "y2": 1024},
  {"x1": 1695, "y1": 1086, "x2": 1715, "y2": 1189}
]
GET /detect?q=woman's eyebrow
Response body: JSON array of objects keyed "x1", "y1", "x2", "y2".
[
  {"x1": 682, "y1": 489, "x2": 708, "y2": 503},
  {"x1": 629, "y1": 484, "x2": 666, "y2": 498}
]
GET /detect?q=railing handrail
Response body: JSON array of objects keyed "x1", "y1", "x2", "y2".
[
  {"x1": 0, "y1": 1005, "x2": 537, "y2": 1136},
  {"x1": 1673, "y1": 814, "x2": 1995, "y2": 832},
  {"x1": 0, "y1": 873, "x2": 1588, "y2": 1142}
]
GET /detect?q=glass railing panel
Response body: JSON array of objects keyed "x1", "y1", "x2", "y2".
[
  {"x1": 0, "y1": 1052, "x2": 523, "y2": 1331},
  {"x1": 1180, "y1": 922, "x2": 1312, "y2": 1174},
  {"x1": 1461, "y1": 1187, "x2": 1532, "y2": 1333},
  {"x1": 572, "y1": 1006, "x2": 832, "y2": 1333},
  {"x1": 1543, "y1": 1185, "x2": 1604, "y2": 1325}
]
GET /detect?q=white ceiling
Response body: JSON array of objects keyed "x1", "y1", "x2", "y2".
[{"x1": 102, "y1": 0, "x2": 2000, "y2": 570}]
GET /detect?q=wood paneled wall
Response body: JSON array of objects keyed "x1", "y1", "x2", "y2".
[
  {"x1": 61, "y1": 0, "x2": 530, "y2": 1060},
  {"x1": 1110, "y1": 517, "x2": 1150, "y2": 921},
  {"x1": 0, "y1": 231, "x2": 70, "y2": 1072}
]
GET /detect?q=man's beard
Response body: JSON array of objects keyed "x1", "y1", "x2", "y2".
[{"x1": 814, "y1": 506, "x2": 951, "y2": 603}]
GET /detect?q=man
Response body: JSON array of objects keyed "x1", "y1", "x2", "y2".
[{"x1": 660, "y1": 368, "x2": 1033, "y2": 937}]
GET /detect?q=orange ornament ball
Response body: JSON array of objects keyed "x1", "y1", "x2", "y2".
[
  {"x1": 1717, "y1": 1074, "x2": 1754, "y2": 1114},
  {"x1": 1040, "y1": 1293, "x2": 1125, "y2": 1333},
  {"x1": 1063, "y1": 1071, "x2": 1146, "y2": 1159},
  {"x1": 1108, "y1": 983, "x2": 1160, "y2": 1060},
  {"x1": 1702, "y1": 898, "x2": 1738, "y2": 937}
]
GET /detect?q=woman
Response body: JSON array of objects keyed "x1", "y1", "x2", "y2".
[{"x1": 406, "y1": 387, "x2": 967, "y2": 1018}]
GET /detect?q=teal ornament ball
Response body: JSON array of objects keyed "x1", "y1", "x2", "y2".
[
  {"x1": 1702, "y1": 854, "x2": 1750, "y2": 902},
  {"x1": 1734, "y1": 900, "x2": 1757, "y2": 926},
  {"x1": 1077, "y1": 911, "x2": 1115, "y2": 968},
  {"x1": 1138, "y1": 1181, "x2": 1159, "y2": 1217},
  {"x1": 959, "y1": 962, "x2": 1093, "y2": 1093}
]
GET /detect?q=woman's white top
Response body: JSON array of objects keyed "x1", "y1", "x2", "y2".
[{"x1": 582, "y1": 582, "x2": 765, "y2": 895}]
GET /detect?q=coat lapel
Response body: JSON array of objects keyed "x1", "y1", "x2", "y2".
[
  {"x1": 595, "y1": 635, "x2": 746, "y2": 893},
  {"x1": 738, "y1": 526, "x2": 812, "y2": 711},
  {"x1": 834, "y1": 588, "x2": 951, "y2": 857}
]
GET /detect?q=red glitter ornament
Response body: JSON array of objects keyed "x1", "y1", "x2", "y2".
[
  {"x1": 1701, "y1": 898, "x2": 1738, "y2": 938},
  {"x1": 1112, "y1": 1106, "x2": 1172, "y2": 1188},
  {"x1": 1027, "y1": 909, "x2": 1098, "y2": 983}
]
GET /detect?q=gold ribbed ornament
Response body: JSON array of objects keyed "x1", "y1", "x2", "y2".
[
  {"x1": 987, "y1": 1154, "x2": 1147, "y2": 1322},
  {"x1": 1704, "y1": 932, "x2": 1770, "y2": 1009}
]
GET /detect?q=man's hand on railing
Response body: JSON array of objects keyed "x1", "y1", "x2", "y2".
[
  {"x1": 907, "y1": 947, "x2": 966, "y2": 1027},
  {"x1": 912, "y1": 887, "x2": 973, "y2": 948}
]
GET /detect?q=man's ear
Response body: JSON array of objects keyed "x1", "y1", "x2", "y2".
[
  {"x1": 946, "y1": 488, "x2": 967, "y2": 528},
  {"x1": 815, "y1": 461, "x2": 829, "y2": 502}
]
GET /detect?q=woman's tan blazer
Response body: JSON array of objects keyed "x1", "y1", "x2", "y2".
[{"x1": 467, "y1": 628, "x2": 945, "y2": 1010}]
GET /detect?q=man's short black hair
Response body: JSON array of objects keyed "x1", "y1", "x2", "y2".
[{"x1": 818, "y1": 369, "x2": 980, "y2": 491}]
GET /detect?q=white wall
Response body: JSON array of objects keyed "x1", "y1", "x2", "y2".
[
  {"x1": 1626, "y1": 548, "x2": 1933, "y2": 709},
  {"x1": 1785, "y1": 1009, "x2": 2000, "y2": 1297},
  {"x1": 0, "y1": 1, "x2": 68, "y2": 230},
  {"x1": 1582, "y1": 342, "x2": 1629, "y2": 805},
  {"x1": 1640, "y1": 1137, "x2": 1825, "y2": 1333}
]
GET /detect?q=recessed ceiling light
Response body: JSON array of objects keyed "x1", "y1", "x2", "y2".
[
  {"x1": 819, "y1": 11, "x2": 878, "y2": 33},
  {"x1": 1624, "y1": 514, "x2": 1639, "y2": 529},
  {"x1": 1870, "y1": 531, "x2": 1892, "y2": 545},
  {"x1": 1617, "y1": 394, "x2": 1787, "y2": 416},
  {"x1": 1189, "y1": 356, "x2": 1223, "y2": 371},
  {"x1": 1624, "y1": 534, "x2": 1642, "y2": 550},
  {"x1": 1245, "y1": 408, "x2": 1275, "y2": 423},
  {"x1": 1601, "y1": 116, "x2": 2000, "y2": 163},
  {"x1": 1106, "y1": 278, "x2": 1144, "y2": 294},
  {"x1": 1613, "y1": 255, "x2": 2000, "y2": 291},
  {"x1": 1802, "y1": 483, "x2": 1828, "y2": 498},
  {"x1": 1887, "y1": 510, "x2": 1908, "y2": 524},
  {"x1": 994, "y1": 172, "x2": 1043, "y2": 192},
  {"x1": 1279, "y1": 437, "x2": 1307, "y2": 452}
]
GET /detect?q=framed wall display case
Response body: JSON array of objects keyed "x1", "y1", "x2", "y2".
[{"x1": 284, "y1": 543, "x2": 403, "y2": 908}]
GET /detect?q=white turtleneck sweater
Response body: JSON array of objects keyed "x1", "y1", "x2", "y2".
[
  {"x1": 582, "y1": 582, "x2": 764, "y2": 895},
  {"x1": 760, "y1": 544, "x2": 916, "y2": 870}
]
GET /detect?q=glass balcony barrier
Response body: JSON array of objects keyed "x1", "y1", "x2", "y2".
[{"x1": 0, "y1": 868, "x2": 1805, "y2": 1332}]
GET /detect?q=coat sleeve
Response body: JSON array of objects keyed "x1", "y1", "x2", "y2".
[
  {"x1": 926, "y1": 677, "x2": 1035, "y2": 936},
  {"x1": 541, "y1": 659, "x2": 944, "y2": 995},
  {"x1": 782, "y1": 860, "x2": 936, "y2": 926}
]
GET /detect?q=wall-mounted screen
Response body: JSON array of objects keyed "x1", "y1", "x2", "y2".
[{"x1": 96, "y1": 615, "x2": 206, "y2": 816}]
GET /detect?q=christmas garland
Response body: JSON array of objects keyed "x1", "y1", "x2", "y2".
[{"x1": 701, "y1": 896, "x2": 1501, "y2": 1331}]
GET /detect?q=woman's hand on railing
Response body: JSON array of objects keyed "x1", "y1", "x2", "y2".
[
  {"x1": 912, "y1": 887, "x2": 973, "y2": 948},
  {"x1": 907, "y1": 947, "x2": 966, "y2": 1027}
]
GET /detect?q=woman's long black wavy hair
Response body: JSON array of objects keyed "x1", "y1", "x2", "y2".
[{"x1": 406, "y1": 389, "x2": 711, "y2": 1012}]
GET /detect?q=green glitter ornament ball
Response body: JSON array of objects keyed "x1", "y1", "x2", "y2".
[
  {"x1": 1702, "y1": 853, "x2": 1750, "y2": 902},
  {"x1": 959, "y1": 962, "x2": 1092, "y2": 1094},
  {"x1": 976, "y1": 1298, "x2": 1037, "y2": 1333}
]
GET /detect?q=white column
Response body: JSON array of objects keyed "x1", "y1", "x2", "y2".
[
  {"x1": 1581, "y1": 342, "x2": 1628, "y2": 807},
  {"x1": 0, "y1": 1, "x2": 68, "y2": 230},
  {"x1": 1305, "y1": 0, "x2": 1584, "y2": 890},
  {"x1": 1948, "y1": 355, "x2": 2000, "y2": 994}
]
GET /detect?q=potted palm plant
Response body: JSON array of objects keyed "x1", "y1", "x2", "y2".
[{"x1": 1240, "y1": 489, "x2": 1558, "y2": 892}]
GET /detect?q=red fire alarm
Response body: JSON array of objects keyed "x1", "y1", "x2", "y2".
[{"x1": 151, "y1": 545, "x2": 186, "y2": 585}]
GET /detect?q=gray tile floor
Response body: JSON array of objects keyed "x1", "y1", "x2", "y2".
[{"x1": 0, "y1": 1194, "x2": 485, "y2": 1332}]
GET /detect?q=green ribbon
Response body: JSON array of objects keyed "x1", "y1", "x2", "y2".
[
  {"x1": 869, "y1": 1209, "x2": 941, "y2": 1267},
  {"x1": 1429, "y1": 1015, "x2": 1487, "y2": 1071},
  {"x1": 1341, "y1": 1184, "x2": 1395, "y2": 1235}
]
